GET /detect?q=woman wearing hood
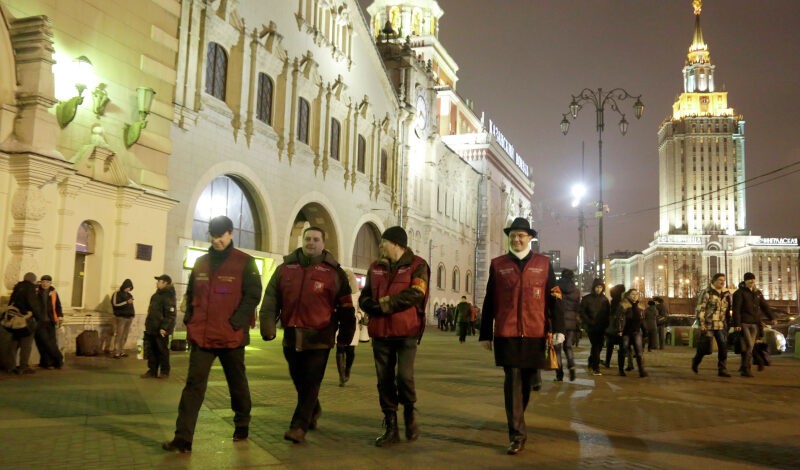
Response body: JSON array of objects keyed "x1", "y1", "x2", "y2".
[
  {"x1": 615, "y1": 288, "x2": 648, "y2": 377},
  {"x1": 112, "y1": 279, "x2": 135, "y2": 358}
]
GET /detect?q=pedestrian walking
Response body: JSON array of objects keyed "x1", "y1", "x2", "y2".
[
  {"x1": 141, "y1": 274, "x2": 176, "y2": 379},
  {"x1": 455, "y1": 296, "x2": 472, "y2": 343},
  {"x1": 478, "y1": 218, "x2": 564, "y2": 455},
  {"x1": 359, "y1": 226, "x2": 430, "y2": 447},
  {"x1": 614, "y1": 288, "x2": 648, "y2": 377},
  {"x1": 4, "y1": 272, "x2": 41, "y2": 375},
  {"x1": 579, "y1": 278, "x2": 609, "y2": 375},
  {"x1": 259, "y1": 226, "x2": 356, "y2": 444},
  {"x1": 691, "y1": 273, "x2": 732, "y2": 377},
  {"x1": 556, "y1": 269, "x2": 580, "y2": 381},
  {"x1": 732, "y1": 272, "x2": 774, "y2": 376},
  {"x1": 644, "y1": 300, "x2": 659, "y2": 352},
  {"x1": 162, "y1": 215, "x2": 262, "y2": 453}
]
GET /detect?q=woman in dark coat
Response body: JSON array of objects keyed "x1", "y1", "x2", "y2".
[{"x1": 615, "y1": 289, "x2": 648, "y2": 377}]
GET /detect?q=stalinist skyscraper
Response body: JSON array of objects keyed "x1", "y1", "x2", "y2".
[
  {"x1": 658, "y1": 0, "x2": 746, "y2": 238},
  {"x1": 609, "y1": 1, "x2": 798, "y2": 306}
]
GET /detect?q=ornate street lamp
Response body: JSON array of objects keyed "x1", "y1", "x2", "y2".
[{"x1": 560, "y1": 88, "x2": 644, "y2": 280}]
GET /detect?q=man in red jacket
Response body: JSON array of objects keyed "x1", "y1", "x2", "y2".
[
  {"x1": 163, "y1": 215, "x2": 262, "y2": 453},
  {"x1": 259, "y1": 226, "x2": 356, "y2": 444},
  {"x1": 359, "y1": 226, "x2": 430, "y2": 447},
  {"x1": 479, "y1": 217, "x2": 564, "y2": 455}
]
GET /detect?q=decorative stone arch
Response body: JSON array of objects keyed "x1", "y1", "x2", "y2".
[
  {"x1": 286, "y1": 192, "x2": 342, "y2": 260},
  {"x1": 184, "y1": 161, "x2": 274, "y2": 252},
  {"x1": 351, "y1": 222, "x2": 381, "y2": 270}
]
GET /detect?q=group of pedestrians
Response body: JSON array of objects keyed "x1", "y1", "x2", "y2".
[
  {"x1": 691, "y1": 271, "x2": 775, "y2": 378},
  {"x1": 161, "y1": 217, "x2": 430, "y2": 453},
  {"x1": 1, "y1": 272, "x2": 64, "y2": 374}
]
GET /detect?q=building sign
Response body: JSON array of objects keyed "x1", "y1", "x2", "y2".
[
  {"x1": 755, "y1": 237, "x2": 798, "y2": 246},
  {"x1": 655, "y1": 235, "x2": 703, "y2": 245},
  {"x1": 488, "y1": 119, "x2": 529, "y2": 177}
]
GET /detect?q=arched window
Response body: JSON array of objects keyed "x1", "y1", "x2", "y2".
[
  {"x1": 205, "y1": 42, "x2": 227, "y2": 100},
  {"x1": 330, "y1": 118, "x2": 341, "y2": 161},
  {"x1": 357, "y1": 135, "x2": 366, "y2": 173},
  {"x1": 256, "y1": 72, "x2": 273, "y2": 124},
  {"x1": 452, "y1": 267, "x2": 460, "y2": 291},
  {"x1": 465, "y1": 271, "x2": 472, "y2": 294},
  {"x1": 436, "y1": 264, "x2": 446, "y2": 289},
  {"x1": 193, "y1": 175, "x2": 262, "y2": 250},
  {"x1": 380, "y1": 149, "x2": 388, "y2": 184},
  {"x1": 297, "y1": 97, "x2": 310, "y2": 144},
  {"x1": 353, "y1": 224, "x2": 380, "y2": 269}
]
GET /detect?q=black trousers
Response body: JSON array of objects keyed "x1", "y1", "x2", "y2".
[
  {"x1": 34, "y1": 321, "x2": 63, "y2": 368},
  {"x1": 372, "y1": 337, "x2": 417, "y2": 412},
  {"x1": 503, "y1": 367, "x2": 536, "y2": 443},
  {"x1": 587, "y1": 330, "x2": 605, "y2": 370},
  {"x1": 284, "y1": 347, "x2": 330, "y2": 431},
  {"x1": 144, "y1": 332, "x2": 169, "y2": 376},
  {"x1": 174, "y1": 345, "x2": 251, "y2": 443}
]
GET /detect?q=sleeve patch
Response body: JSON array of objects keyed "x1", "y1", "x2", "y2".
[{"x1": 412, "y1": 278, "x2": 427, "y2": 294}]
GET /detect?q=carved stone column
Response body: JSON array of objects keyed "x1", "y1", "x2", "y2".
[{"x1": 1, "y1": 15, "x2": 61, "y2": 159}]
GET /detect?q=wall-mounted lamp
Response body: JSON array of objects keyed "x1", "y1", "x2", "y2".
[
  {"x1": 123, "y1": 86, "x2": 156, "y2": 148},
  {"x1": 55, "y1": 55, "x2": 94, "y2": 128}
]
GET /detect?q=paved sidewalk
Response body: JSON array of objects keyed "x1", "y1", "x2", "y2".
[{"x1": 1, "y1": 329, "x2": 798, "y2": 469}]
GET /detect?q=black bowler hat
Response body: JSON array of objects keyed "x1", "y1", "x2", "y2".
[
  {"x1": 503, "y1": 217, "x2": 537, "y2": 238},
  {"x1": 208, "y1": 215, "x2": 234, "y2": 237}
]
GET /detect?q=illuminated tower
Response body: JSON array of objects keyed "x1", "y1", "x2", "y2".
[
  {"x1": 657, "y1": 0, "x2": 746, "y2": 236},
  {"x1": 366, "y1": 0, "x2": 459, "y2": 89}
]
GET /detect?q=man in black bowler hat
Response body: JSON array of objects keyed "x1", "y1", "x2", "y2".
[{"x1": 479, "y1": 217, "x2": 564, "y2": 455}]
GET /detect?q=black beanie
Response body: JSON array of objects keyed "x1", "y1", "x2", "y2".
[{"x1": 381, "y1": 226, "x2": 407, "y2": 248}]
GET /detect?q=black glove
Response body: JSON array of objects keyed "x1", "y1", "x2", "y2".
[{"x1": 361, "y1": 298, "x2": 383, "y2": 316}]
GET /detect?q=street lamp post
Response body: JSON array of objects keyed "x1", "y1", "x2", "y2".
[{"x1": 561, "y1": 88, "x2": 644, "y2": 280}]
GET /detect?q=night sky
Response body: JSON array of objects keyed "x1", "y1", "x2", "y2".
[{"x1": 358, "y1": 0, "x2": 800, "y2": 267}]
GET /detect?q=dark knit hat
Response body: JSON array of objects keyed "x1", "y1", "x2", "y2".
[
  {"x1": 743, "y1": 272, "x2": 756, "y2": 281},
  {"x1": 503, "y1": 217, "x2": 537, "y2": 237},
  {"x1": 40, "y1": 275, "x2": 53, "y2": 281},
  {"x1": 381, "y1": 226, "x2": 407, "y2": 248},
  {"x1": 23, "y1": 272, "x2": 37, "y2": 283},
  {"x1": 208, "y1": 215, "x2": 234, "y2": 237},
  {"x1": 561, "y1": 269, "x2": 575, "y2": 280}
]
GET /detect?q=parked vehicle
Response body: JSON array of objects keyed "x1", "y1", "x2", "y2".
[
  {"x1": 664, "y1": 314, "x2": 695, "y2": 346},
  {"x1": 787, "y1": 322, "x2": 800, "y2": 351}
]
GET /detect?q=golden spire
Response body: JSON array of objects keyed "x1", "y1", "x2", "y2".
[{"x1": 687, "y1": 0, "x2": 709, "y2": 65}]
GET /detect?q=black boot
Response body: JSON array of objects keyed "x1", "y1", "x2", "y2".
[
  {"x1": 637, "y1": 356, "x2": 648, "y2": 377},
  {"x1": 336, "y1": 351, "x2": 347, "y2": 386},
  {"x1": 375, "y1": 411, "x2": 400, "y2": 447},
  {"x1": 403, "y1": 406, "x2": 420, "y2": 441}
]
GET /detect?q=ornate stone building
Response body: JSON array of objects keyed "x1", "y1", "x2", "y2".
[
  {"x1": 0, "y1": 0, "x2": 538, "y2": 352},
  {"x1": 0, "y1": 1, "x2": 177, "y2": 350},
  {"x1": 608, "y1": 2, "x2": 799, "y2": 305}
]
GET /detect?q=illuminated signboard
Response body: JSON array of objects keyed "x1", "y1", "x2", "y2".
[
  {"x1": 488, "y1": 119, "x2": 529, "y2": 177},
  {"x1": 755, "y1": 237, "x2": 798, "y2": 246},
  {"x1": 183, "y1": 246, "x2": 275, "y2": 277},
  {"x1": 655, "y1": 235, "x2": 703, "y2": 245}
]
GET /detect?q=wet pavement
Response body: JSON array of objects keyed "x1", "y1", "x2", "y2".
[{"x1": 1, "y1": 328, "x2": 798, "y2": 469}]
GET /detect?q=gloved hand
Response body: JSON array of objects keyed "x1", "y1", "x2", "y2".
[
  {"x1": 480, "y1": 340, "x2": 493, "y2": 351},
  {"x1": 553, "y1": 333, "x2": 565, "y2": 345},
  {"x1": 260, "y1": 321, "x2": 276, "y2": 341},
  {"x1": 361, "y1": 298, "x2": 383, "y2": 316}
]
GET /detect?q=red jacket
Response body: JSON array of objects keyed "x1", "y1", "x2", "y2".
[
  {"x1": 366, "y1": 253, "x2": 429, "y2": 339},
  {"x1": 278, "y1": 261, "x2": 345, "y2": 330},
  {"x1": 187, "y1": 249, "x2": 250, "y2": 348},
  {"x1": 490, "y1": 254, "x2": 550, "y2": 338}
]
